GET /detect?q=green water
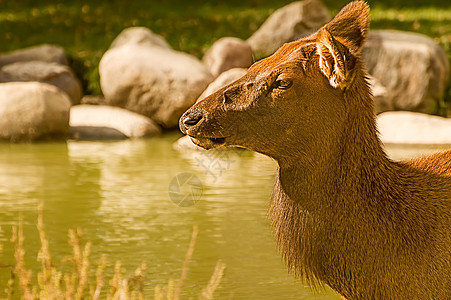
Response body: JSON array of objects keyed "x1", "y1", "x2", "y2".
[{"x1": 0, "y1": 135, "x2": 446, "y2": 299}]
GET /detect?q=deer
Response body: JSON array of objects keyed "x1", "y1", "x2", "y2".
[{"x1": 179, "y1": 1, "x2": 451, "y2": 299}]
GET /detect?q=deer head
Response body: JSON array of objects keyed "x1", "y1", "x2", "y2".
[{"x1": 180, "y1": 1, "x2": 370, "y2": 162}]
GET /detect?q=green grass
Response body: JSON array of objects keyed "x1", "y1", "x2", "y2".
[{"x1": 0, "y1": 0, "x2": 450, "y2": 105}]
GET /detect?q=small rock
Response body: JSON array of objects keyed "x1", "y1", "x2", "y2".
[
  {"x1": 377, "y1": 111, "x2": 451, "y2": 145},
  {"x1": 71, "y1": 126, "x2": 128, "y2": 141},
  {"x1": 70, "y1": 105, "x2": 162, "y2": 140},
  {"x1": 197, "y1": 68, "x2": 248, "y2": 102},
  {"x1": 0, "y1": 44, "x2": 68, "y2": 67},
  {"x1": 173, "y1": 135, "x2": 205, "y2": 151},
  {"x1": 247, "y1": 0, "x2": 330, "y2": 59},
  {"x1": 109, "y1": 27, "x2": 171, "y2": 50},
  {"x1": 203, "y1": 37, "x2": 253, "y2": 77},
  {"x1": 0, "y1": 61, "x2": 82, "y2": 105},
  {"x1": 362, "y1": 30, "x2": 450, "y2": 114},
  {"x1": 100, "y1": 29, "x2": 213, "y2": 129},
  {"x1": 0, "y1": 82, "x2": 71, "y2": 142}
]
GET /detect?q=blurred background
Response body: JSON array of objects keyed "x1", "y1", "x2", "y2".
[{"x1": 1, "y1": 0, "x2": 450, "y2": 101}]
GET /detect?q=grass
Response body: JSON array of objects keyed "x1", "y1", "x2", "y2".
[
  {"x1": 0, "y1": 204, "x2": 225, "y2": 299},
  {"x1": 0, "y1": 0, "x2": 450, "y2": 104}
]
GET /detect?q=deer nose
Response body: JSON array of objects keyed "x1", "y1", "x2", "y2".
[{"x1": 182, "y1": 110, "x2": 203, "y2": 127}]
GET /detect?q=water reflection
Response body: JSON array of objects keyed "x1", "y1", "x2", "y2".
[{"x1": 0, "y1": 136, "x2": 445, "y2": 299}]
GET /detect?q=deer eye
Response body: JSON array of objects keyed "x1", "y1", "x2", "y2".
[{"x1": 273, "y1": 79, "x2": 292, "y2": 90}]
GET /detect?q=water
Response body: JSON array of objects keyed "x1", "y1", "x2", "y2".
[{"x1": 0, "y1": 134, "x2": 447, "y2": 299}]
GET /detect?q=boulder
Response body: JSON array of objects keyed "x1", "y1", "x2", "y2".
[
  {"x1": 0, "y1": 61, "x2": 82, "y2": 105},
  {"x1": 203, "y1": 37, "x2": 253, "y2": 77},
  {"x1": 100, "y1": 28, "x2": 213, "y2": 129},
  {"x1": 247, "y1": 0, "x2": 330, "y2": 59},
  {"x1": 377, "y1": 111, "x2": 451, "y2": 145},
  {"x1": 70, "y1": 105, "x2": 161, "y2": 140},
  {"x1": 0, "y1": 82, "x2": 71, "y2": 142},
  {"x1": 109, "y1": 27, "x2": 171, "y2": 50},
  {"x1": 362, "y1": 30, "x2": 450, "y2": 114},
  {"x1": 198, "y1": 68, "x2": 248, "y2": 101},
  {"x1": 0, "y1": 44, "x2": 68, "y2": 67}
]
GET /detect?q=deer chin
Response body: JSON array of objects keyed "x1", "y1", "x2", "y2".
[{"x1": 189, "y1": 136, "x2": 227, "y2": 150}]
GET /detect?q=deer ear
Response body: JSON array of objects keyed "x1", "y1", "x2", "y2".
[
  {"x1": 316, "y1": 28, "x2": 356, "y2": 89},
  {"x1": 324, "y1": 1, "x2": 370, "y2": 52}
]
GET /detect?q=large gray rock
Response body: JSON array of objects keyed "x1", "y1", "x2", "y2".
[
  {"x1": 198, "y1": 68, "x2": 248, "y2": 102},
  {"x1": 203, "y1": 37, "x2": 253, "y2": 78},
  {"x1": 109, "y1": 27, "x2": 171, "y2": 50},
  {"x1": 0, "y1": 82, "x2": 71, "y2": 142},
  {"x1": 100, "y1": 28, "x2": 213, "y2": 129},
  {"x1": 377, "y1": 111, "x2": 451, "y2": 145},
  {"x1": 0, "y1": 61, "x2": 82, "y2": 105},
  {"x1": 363, "y1": 30, "x2": 450, "y2": 114},
  {"x1": 247, "y1": 0, "x2": 330, "y2": 59},
  {"x1": 70, "y1": 105, "x2": 161, "y2": 140},
  {"x1": 0, "y1": 44, "x2": 68, "y2": 67}
]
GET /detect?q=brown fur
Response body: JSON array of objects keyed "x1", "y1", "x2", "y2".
[{"x1": 180, "y1": 2, "x2": 451, "y2": 299}]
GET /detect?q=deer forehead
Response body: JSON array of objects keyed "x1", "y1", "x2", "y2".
[{"x1": 249, "y1": 42, "x2": 318, "y2": 82}]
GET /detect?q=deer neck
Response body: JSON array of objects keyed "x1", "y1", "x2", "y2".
[
  {"x1": 275, "y1": 79, "x2": 392, "y2": 211},
  {"x1": 269, "y1": 80, "x2": 395, "y2": 282}
]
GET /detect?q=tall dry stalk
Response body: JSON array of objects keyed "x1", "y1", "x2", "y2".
[
  {"x1": 11, "y1": 215, "x2": 36, "y2": 300},
  {"x1": 199, "y1": 261, "x2": 226, "y2": 300},
  {"x1": 1, "y1": 226, "x2": 14, "y2": 300},
  {"x1": 92, "y1": 255, "x2": 107, "y2": 300},
  {"x1": 174, "y1": 225, "x2": 198, "y2": 300},
  {"x1": 68, "y1": 228, "x2": 91, "y2": 300},
  {"x1": 36, "y1": 203, "x2": 66, "y2": 299},
  {"x1": 155, "y1": 225, "x2": 225, "y2": 300}
]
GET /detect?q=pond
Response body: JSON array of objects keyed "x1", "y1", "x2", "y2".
[{"x1": 0, "y1": 134, "x2": 447, "y2": 299}]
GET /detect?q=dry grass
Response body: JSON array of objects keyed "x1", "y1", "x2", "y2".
[{"x1": 1, "y1": 204, "x2": 225, "y2": 299}]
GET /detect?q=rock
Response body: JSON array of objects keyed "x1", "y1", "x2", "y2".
[
  {"x1": 377, "y1": 111, "x2": 451, "y2": 145},
  {"x1": 71, "y1": 126, "x2": 128, "y2": 140},
  {"x1": 0, "y1": 61, "x2": 82, "y2": 105},
  {"x1": 247, "y1": 0, "x2": 330, "y2": 59},
  {"x1": 173, "y1": 135, "x2": 205, "y2": 151},
  {"x1": 70, "y1": 105, "x2": 161, "y2": 140},
  {"x1": 362, "y1": 30, "x2": 450, "y2": 114},
  {"x1": 203, "y1": 37, "x2": 253, "y2": 77},
  {"x1": 198, "y1": 68, "x2": 248, "y2": 102},
  {"x1": 100, "y1": 30, "x2": 213, "y2": 128},
  {"x1": 109, "y1": 27, "x2": 171, "y2": 50},
  {"x1": 0, "y1": 44, "x2": 68, "y2": 67},
  {"x1": 0, "y1": 82, "x2": 71, "y2": 142}
]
